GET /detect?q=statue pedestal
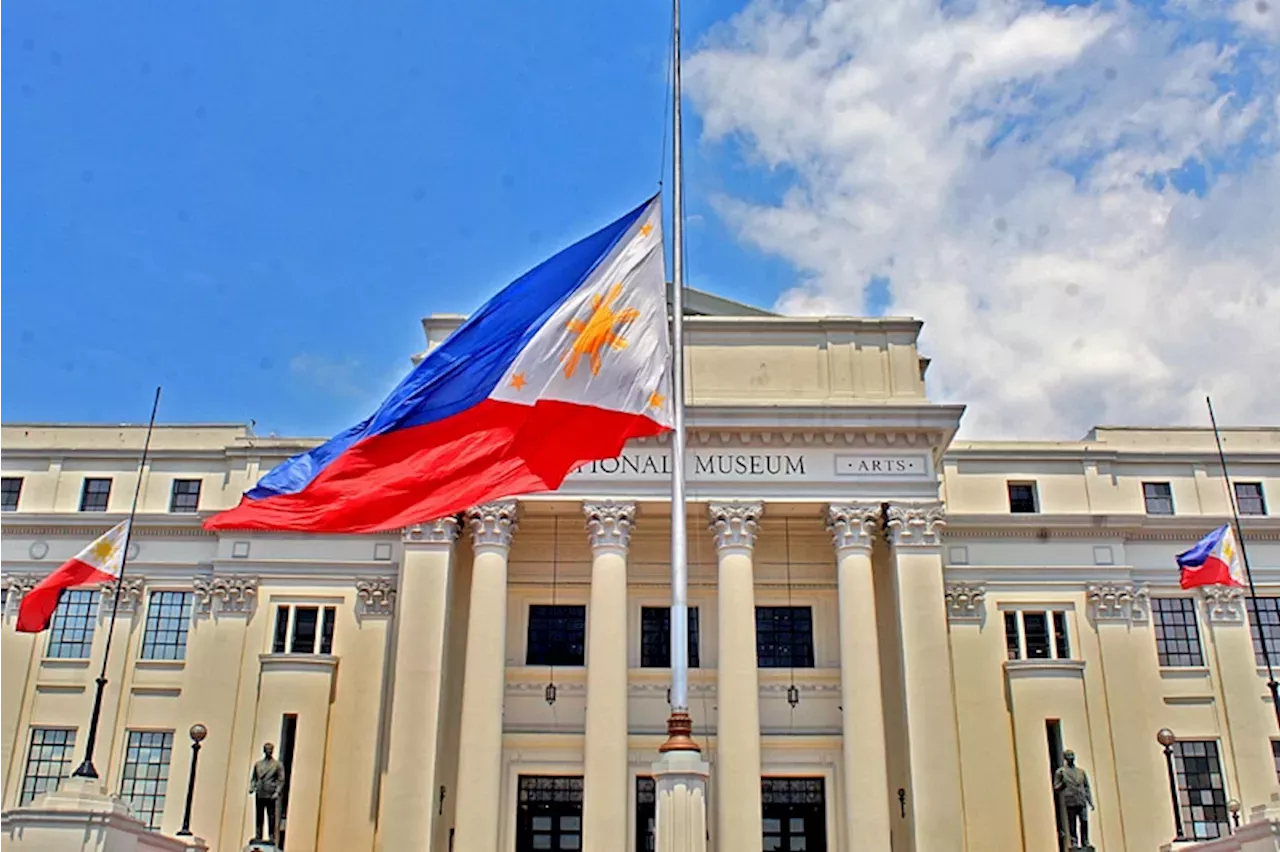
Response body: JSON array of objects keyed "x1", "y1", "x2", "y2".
[
  {"x1": 243, "y1": 842, "x2": 279, "y2": 852},
  {"x1": 0, "y1": 778, "x2": 207, "y2": 851},
  {"x1": 651, "y1": 749, "x2": 710, "y2": 852}
]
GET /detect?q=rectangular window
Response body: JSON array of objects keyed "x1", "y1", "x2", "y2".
[
  {"x1": 1143, "y1": 482, "x2": 1175, "y2": 515},
  {"x1": 526, "y1": 604, "x2": 587, "y2": 666},
  {"x1": 1007, "y1": 482, "x2": 1039, "y2": 513},
  {"x1": 79, "y1": 478, "x2": 112, "y2": 512},
  {"x1": 1023, "y1": 612, "x2": 1052, "y2": 659},
  {"x1": 20, "y1": 728, "x2": 77, "y2": 805},
  {"x1": 1273, "y1": 741, "x2": 1280, "y2": 784},
  {"x1": 119, "y1": 730, "x2": 174, "y2": 829},
  {"x1": 756, "y1": 606, "x2": 815, "y2": 669},
  {"x1": 1053, "y1": 612, "x2": 1071, "y2": 659},
  {"x1": 140, "y1": 592, "x2": 193, "y2": 661},
  {"x1": 640, "y1": 606, "x2": 700, "y2": 668},
  {"x1": 1172, "y1": 740, "x2": 1230, "y2": 840},
  {"x1": 1003, "y1": 610, "x2": 1072, "y2": 661},
  {"x1": 278, "y1": 714, "x2": 298, "y2": 849},
  {"x1": 516, "y1": 776, "x2": 583, "y2": 852},
  {"x1": 1152, "y1": 598, "x2": 1205, "y2": 667},
  {"x1": 1235, "y1": 482, "x2": 1267, "y2": 516},
  {"x1": 761, "y1": 778, "x2": 828, "y2": 852},
  {"x1": 271, "y1": 605, "x2": 338, "y2": 655},
  {"x1": 1246, "y1": 597, "x2": 1280, "y2": 668},
  {"x1": 1004, "y1": 611, "x2": 1021, "y2": 660},
  {"x1": 1, "y1": 476, "x2": 22, "y2": 512},
  {"x1": 168, "y1": 480, "x2": 202, "y2": 513},
  {"x1": 47, "y1": 589, "x2": 99, "y2": 658},
  {"x1": 636, "y1": 776, "x2": 655, "y2": 852}
]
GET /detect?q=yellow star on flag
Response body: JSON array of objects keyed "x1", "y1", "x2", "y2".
[
  {"x1": 647, "y1": 390, "x2": 665, "y2": 410},
  {"x1": 511, "y1": 372, "x2": 527, "y2": 391},
  {"x1": 640, "y1": 221, "x2": 654, "y2": 237}
]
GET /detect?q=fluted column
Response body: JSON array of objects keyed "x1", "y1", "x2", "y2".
[
  {"x1": 581, "y1": 501, "x2": 635, "y2": 850},
  {"x1": 378, "y1": 518, "x2": 461, "y2": 852},
  {"x1": 827, "y1": 504, "x2": 893, "y2": 852},
  {"x1": 452, "y1": 500, "x2": 518, "y2": 852},
  {"x1": 887, "y1": 503, "x2": 964, "y2": 852},
  {"x1": 708, "y1": 501, "x2": 764, "y2": 852}
]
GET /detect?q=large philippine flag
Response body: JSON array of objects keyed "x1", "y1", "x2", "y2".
[
  {"x1": 1176, "y1": 524, "x2": 1247, "y2": 589},
  {"x1": 205, "y1": 195, "x2": 672, "y2": 533},
  {"x1": 17, "y1": 520, "x2": 131, "y2": 633}
]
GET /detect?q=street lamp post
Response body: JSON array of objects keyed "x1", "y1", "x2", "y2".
[
  {"x1": 176, "y1": 724, "x2": 208, "y2": 837},
  {"x1": 1157, "y1": 728, "x2": 1186, "y2": 842}
]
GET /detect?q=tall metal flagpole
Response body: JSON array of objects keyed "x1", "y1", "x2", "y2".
[
  {"x1": 661, "y1": 0, "x2": 698, "y2": 752},
  {"x1": 1206, "y1": 396, "x2": 1280, "y2": 731},
  {"x1": 72, "y1": 386, "x2": 162, "y2": 779}
]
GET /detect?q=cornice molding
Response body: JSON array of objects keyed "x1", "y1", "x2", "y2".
[
  {"x1": 583, "y1": 500, "x2": 636, "y2": 553},
  {"x1": 887, "y1": 502, "x2": 946, "y2": 548},
  {"x1": 943, "y1": 513, "x2": 1280, "y2": 541},
  {"x1": 708, "y1": 501, "x2": 763, "y2": 552},
  {"x1": 1086, "y1": 583, "x2": 1150, "y2": 622},
  {"x1": 826, "y1": 503, "x2": 881, "y2": 554}
]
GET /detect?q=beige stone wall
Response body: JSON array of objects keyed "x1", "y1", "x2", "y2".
[{"x1": 3, "y1": 411, "x2": 1279, "y2": 852}]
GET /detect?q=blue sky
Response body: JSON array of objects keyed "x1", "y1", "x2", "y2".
[
  {"x1": 6, "y1": 0, "x2": 1279, "y2": 440},
  {"x1": 3, "y1": 0, "x2": 788, "y2": 436}
]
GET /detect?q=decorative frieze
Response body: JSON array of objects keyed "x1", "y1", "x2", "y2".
[
  {"x1": 1086, "y1": 583, "x2": 1150, "y2": 622},
  {"x1": 99, "y1": 577, "x2": 146, "y2": 615},
  {"x1": 708, "y1": 502, "x2": 763, "y2": 552},
  {"x1": 1199, "y1": 584, "x2": 1246, "y2": 623},
  {"x1": 826, "y1": 503, "x2": 881, "y2": 554},
  {"x1": 404, "y1": 516, "x2": 461, "y2": 545},
  {"x1": 583, "y1": 501, "x2": 636, "y2": 553},
  {"x1": 193, "y1": 576, "x2": 259, "y2": 616},
  {"x1": 886, "y1": 502, "x2": 946, "y2": 548},
  {"x1": 944, "y1": 583, "x2": 986, "y2": 622},
  {"x1": 355, "y1": 577, "x2": 397, "y2": 616},
  {"x1": 467, "y1": 501, "x2": 518, "y2": 550}
]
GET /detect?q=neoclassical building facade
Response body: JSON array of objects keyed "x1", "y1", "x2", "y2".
[{"x1": 2, "y1": 291, "x2": 1278, "y2": 852}]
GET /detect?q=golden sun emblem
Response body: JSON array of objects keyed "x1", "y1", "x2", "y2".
[
  {"x1": 562, "y1": 283, "x2": 640, "y2": 379},
  {"x1": 91, "y1": 538, "x2": 117, "y2": 562}
]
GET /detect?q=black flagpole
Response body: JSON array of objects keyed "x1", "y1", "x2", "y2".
[
  {"x1": 1206, "y1": 396, "x2": 1280, "y2": 732},
  {"x1": 72, "y1": 386, "x2": 162, "y2": 780}
]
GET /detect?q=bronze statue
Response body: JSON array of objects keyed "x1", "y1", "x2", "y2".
[
  {"x1": 1053, "y1": 749, "x2": 1094, "y2": 850},
  {"x1": 249, "y1": 742, "x2": 286, "y2": 846}
]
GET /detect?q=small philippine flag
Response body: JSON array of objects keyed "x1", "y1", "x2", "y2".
[{"x1": 1176, "y1": 524, "x2": 1247, "y2": 589}]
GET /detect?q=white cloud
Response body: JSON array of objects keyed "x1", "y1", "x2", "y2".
[{"x1": 689, "y1": 0, "x2": 1280, "y2": 438}]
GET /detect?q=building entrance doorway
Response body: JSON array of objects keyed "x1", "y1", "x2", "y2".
[
  {"x1": 762, "y1": 777, "x2": 828, "y2": 852},
  {"x1": 515, "y1": 775, "x2": 583, "y2": 852}
]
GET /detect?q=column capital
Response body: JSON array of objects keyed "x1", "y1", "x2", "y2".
[
  {"x1": 886, "y1": 502, "x2": 946, "y2": 548},
  {"x1": 1086, "y1": 582, "x2": 1150, "y2": 623},
  {"x1": 708, "y1": 501, "x2": 763, "y2": 552},
  {"x1": 944, "y1": 582, "x2": 986, "y2": 623},
  {"x1": 583, "y1": 500, "x2": 636, "y2": 554},
  {"x1": 826, "y1": 503, "x2": 881, "y2": 555},
  {"x1": 467, "y1": 500, "x2": 519, "y2": 551},
  {"x1": 1199, "y1": 584, "x2": 1246, "y2": 624},
  {"x1": 403, "y1": 516, "x2": 461, "y2": 546}
]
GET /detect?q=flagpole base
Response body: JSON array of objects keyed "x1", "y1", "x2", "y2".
[
  {"x1": 659, "y1": 711, "x2": 701, "y2": 753},
  {"x1": 651, "y1": 741, "x2": 709, "y2": 852}
]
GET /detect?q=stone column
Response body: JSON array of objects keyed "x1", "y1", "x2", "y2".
[
  {"x1": 887, "y1": 503, "x2": 964, "y2": 852},
  {"x1": 451, "y1": 500, "x2": 518, "y2": 852},
  {"x1": 708, "y1": 501, "x2": 764, "y2": 852},
  {"x1": 377, "y1": 518, "x2": 460, "y2": 852},
  {"x1": 827, "y1": 504, "x2": 893, "y2": 852},
  {"x1": 581, "y1": 500, "x2": 635, "y2": 850}
]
